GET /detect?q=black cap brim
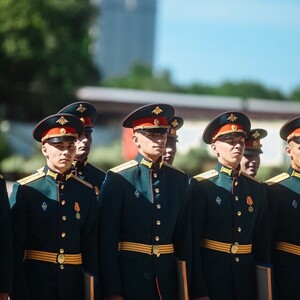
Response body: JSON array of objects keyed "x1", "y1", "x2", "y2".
[
  {"x1": 244, "y1": 149, "x2": 263, "y2": 156},
  {"x1": 33, "y1": 113, "x2": 84, "y2": 142},
  {"x1": 58, "y1": 101, "x2": 98, "y2": 124},
  {"x1": 122, "y1": 103, "x2": 174, "y2": 128},
  {"x1": 137, "y1": 128, "x2": 169, "y2": 134},
  {"x1": 203, "y1": 111, "x2": 251, "y2": 144},
  {"x1": 45, "y1": 136, "x2": 77, "y2": 144},
  {"x1": 280, "y1": 117, "x2": 300, "y2": 141}
]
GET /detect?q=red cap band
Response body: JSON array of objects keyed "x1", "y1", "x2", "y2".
[
  {"x1": 245, "y1": 139, "x2": 261, "y2": 149},
  {"x1": 212, "y1": 123, "x2": 245, "y2": 142},
  {"x1": 132, "y1": 117, "x2": 169, "y2": 130},
  {"x1": 41, "y1": 127, "x2": 78, "y2": 142},
  {"x1": 79, "y1": 117, "x2": 93, "y2": 127}
]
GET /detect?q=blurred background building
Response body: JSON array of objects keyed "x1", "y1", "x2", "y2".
[{"x1": 92, "y1": 0, "x2": 157, "y2": 79}]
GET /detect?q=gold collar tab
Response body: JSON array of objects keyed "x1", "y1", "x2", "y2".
[
  {"x1": 141, "y1": 158, "x2": 163, "y2": 170},
  {"x1": 47, "y1": 169, "x2": 72, "y2": 181},
  {"x1": 220, "y1": 166, "x2": 233, "y2": 176},
  {"x1": 291, "y1": 170, "x2": 300, "y2": 179}
]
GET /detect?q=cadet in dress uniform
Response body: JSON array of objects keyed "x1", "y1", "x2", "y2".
[
  {"x1": 10, "y1": 113, "x2": 99, "y2": 300},
  {"x1": 58, "y1": 101, "x2": 106, "y2": 198},
  {"x1": 162, "y1": 116, "x2": 184, "y2": 165},
  {"x1": 190, "y1": 112, "x2": 270, "y2": 300},
  {"x1": 0, "y1": 175, "x2": 13, "y2": 300},
  {"x1": 241, "y1": 128, "x2": 268, "y2": 177},
  {"x1": 98, "y1": 104, "x2": 191, "y2": 300},
  {"x1": 266, "y1": 117, "x2": 300, "y2": 299}
]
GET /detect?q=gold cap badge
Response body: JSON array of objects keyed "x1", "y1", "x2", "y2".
[
  {"x1": 252, "y1": 130, "x2": 261, "y2": 139},
  {"x1": 76, "y1": 104, "x2": 87, "y2": 113},
  {"x1": 56, "y1": 116, "x2": 69, "y2": 125},
  {"x1": 227, "y1": 113, "x2": 238, "y2": 122},
  {"x1": 152, "y1": 106, "x2": 163, "y2": 115}
]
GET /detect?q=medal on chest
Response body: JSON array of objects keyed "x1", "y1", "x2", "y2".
[
  {"x1": 74, "y1": 202, "x2": 81, "y2": 219},
  {"x1": 247, "y1": 196, "x2": 254, "y2": 213}
]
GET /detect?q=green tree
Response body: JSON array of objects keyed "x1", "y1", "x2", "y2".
[
  {"x1": 102, "y1": 64, "x2": 288, "y2": 101},
  {"x1": 0, "y1": 0, "x2": 99, "y2": 121},
  {"x1": 103, "y1": 63, "x2": 180, "y2": 92},
  {"x1": 290, "y1": 86, "x2": 300, "y2": 101},
  {"x1": 183, "y1": 81, "x2": 285, "y2": 100}
]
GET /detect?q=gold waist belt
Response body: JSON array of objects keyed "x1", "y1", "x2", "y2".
[
  {"x1": 24, "y1": 250, "x2": 82, "y2": 265},
  {"x1": 118, "y1": 242, "x2": 174, "y2": 257},
  {"x1": 203, "y1": 239, "x2": 252, "y2": 254},
  {"x1": 276, "y1": 241, "x2": 300, "y2": 256}
]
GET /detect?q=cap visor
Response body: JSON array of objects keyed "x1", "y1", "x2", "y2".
[
  {"x1": 84, "y1": 127, "x2": 94, "y2": 133},
  {"x1": 137, "y1": 128, "x2": 168, "y2": 134},
  {"x1": 244, "y1": 149, "x2": 262, "y2": 156},
  {"x1": 44, "y1": 136, "x2": 76, "y2": 143}
]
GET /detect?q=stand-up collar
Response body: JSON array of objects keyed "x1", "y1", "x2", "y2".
[
  {"x1": 136, "y1": 153, "x2": 163, "y2": 170},
  {"x1": 217, "y1": 162, "x2": 241, "y2": 177},
  {"x1": 289, "y1": 166, "x2": 300, "y2": 179},
  {"x1": 46, "y1": 166, "x2": 72, "y2": 182},
  {"x1": 72, "y1": 159, "x2": 88, "y2": 171}
]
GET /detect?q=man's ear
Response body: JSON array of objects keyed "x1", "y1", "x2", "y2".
[
  {"x1": 211, "y1": 142, "x2": 217, "y2": 154},
  {"x1": 132, "y1": 134, "x2": 139, "y2": 146},
  {"x1": 285, "y1": 144, "x2": 292, "y2": 157},
  {"x1": 41, "y1": 144, "x2": 48, "y2": 158}
]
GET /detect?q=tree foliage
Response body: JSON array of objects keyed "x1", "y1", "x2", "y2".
[
  {"x1": 103, "y1": 63, "x2": 181, "y2": 92},
  {"x1": 103, "y1": 63, "x2": 288, "y2": 100},
  {"x1": 0, "y1": 0, "x2": 99, "y2": 121},
  {"x1": 290, "y1": 86, "x2": 300, "y2": 101},
  {"x1": 183, "y1": 81, "x2": 285, "y2": 100}
]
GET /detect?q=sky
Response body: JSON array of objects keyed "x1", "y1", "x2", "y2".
[{"x1": 155, "y1": 0, "x2": 300, "y2": 95}]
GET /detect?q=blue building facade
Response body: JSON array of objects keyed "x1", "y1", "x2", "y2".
[{"x1": 92, "y1": 0, "x2": 157, "y2": 79}]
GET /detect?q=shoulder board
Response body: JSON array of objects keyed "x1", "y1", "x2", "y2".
[
  {"x1": 36, "y1": 166, "x2": 44, "y2": 172},
  {"x1": 265, "y1": 173, "x2": 290, "y2": 185},
  {"x1": 110, "y1": 160, "x2": 138, "y2": 173},
  {"x1": 163, "y1": 162, "x2": 185, "y2": 173},
  {"x1": 71, "y1": 174, "x2": 93, "y2": 189},
  {"x1": 0, "y1": 174, "x2": 3, "y2": 179},
  {"x1": 17, "y1": 171, "x2": 45, "y2": 185},
  {"x1": 193, "y1": 169, "x2": 219, "y2": 182},
  {"x1": 241, "y1": 172, "x2": 262, "y2": 183}
]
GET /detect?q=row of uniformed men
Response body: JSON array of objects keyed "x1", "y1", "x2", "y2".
[{"x1": 0, "y1": 101, "x2": 298, "y2": 300}]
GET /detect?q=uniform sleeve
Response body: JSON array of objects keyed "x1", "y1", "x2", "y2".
[
  {"x1": 265, "y1": 183, "x2": 279, "y2": 263},
  {"x1": 0, "y1": 178, "x2": 13, "y2": 294},
  {"x1": 10, "y1": 183, "x2": 30, "y2": 299},
  {"x1": 98, "y1": 171, "x2": 123, "y2": 296},
  {"x1": 81, "y1": 189, "x2": 99, "y2": 277},
  {"x1": 172, "y1": 174, "x2": 193, "y2": 293},
  {"x1": 252, "y1": 183, "x2": 271, "y2": 264},
  {"x1": 189, "y1": 177, "x2": 209, "y2": 298}
]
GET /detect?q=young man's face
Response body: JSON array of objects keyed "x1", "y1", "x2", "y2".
[
  {"x1": 162, "y1": 138, "x2": 177, "y2": 165},
  {"x1": 75, "y1": 132, "x2": 92, "y2": 161},
  {"x1": 212, "y1": 134, "x2": 245, "y2": 169},
  {"x1": 133, "y1": 130, "x2": 167, "y2": 162},
  {"x1": 42, "y1": 140, "x2": 76, "y2": 174},
  {"x1": 240, "y1": 154, "x2": 260, "y2": 177}
]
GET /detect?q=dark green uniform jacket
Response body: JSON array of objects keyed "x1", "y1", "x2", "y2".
[
  {"x1": 98, "y1": 153, "x2": 191, "y2": 300},
  {"x1": 190, "y1": 162, "x2": 270, "y2": 300},
  {"x1": 0, "y1": 175, "x2": 13, "y2": 294},
  {"x1": 266, "y1": 166, "x2": 300, "y2": 300},
  {"x1": 72, "y1": 160, "x2": 106, "y2": 201},
  {"x1": 10, "y1": 166, "x2": 98, "y2": 300}
]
